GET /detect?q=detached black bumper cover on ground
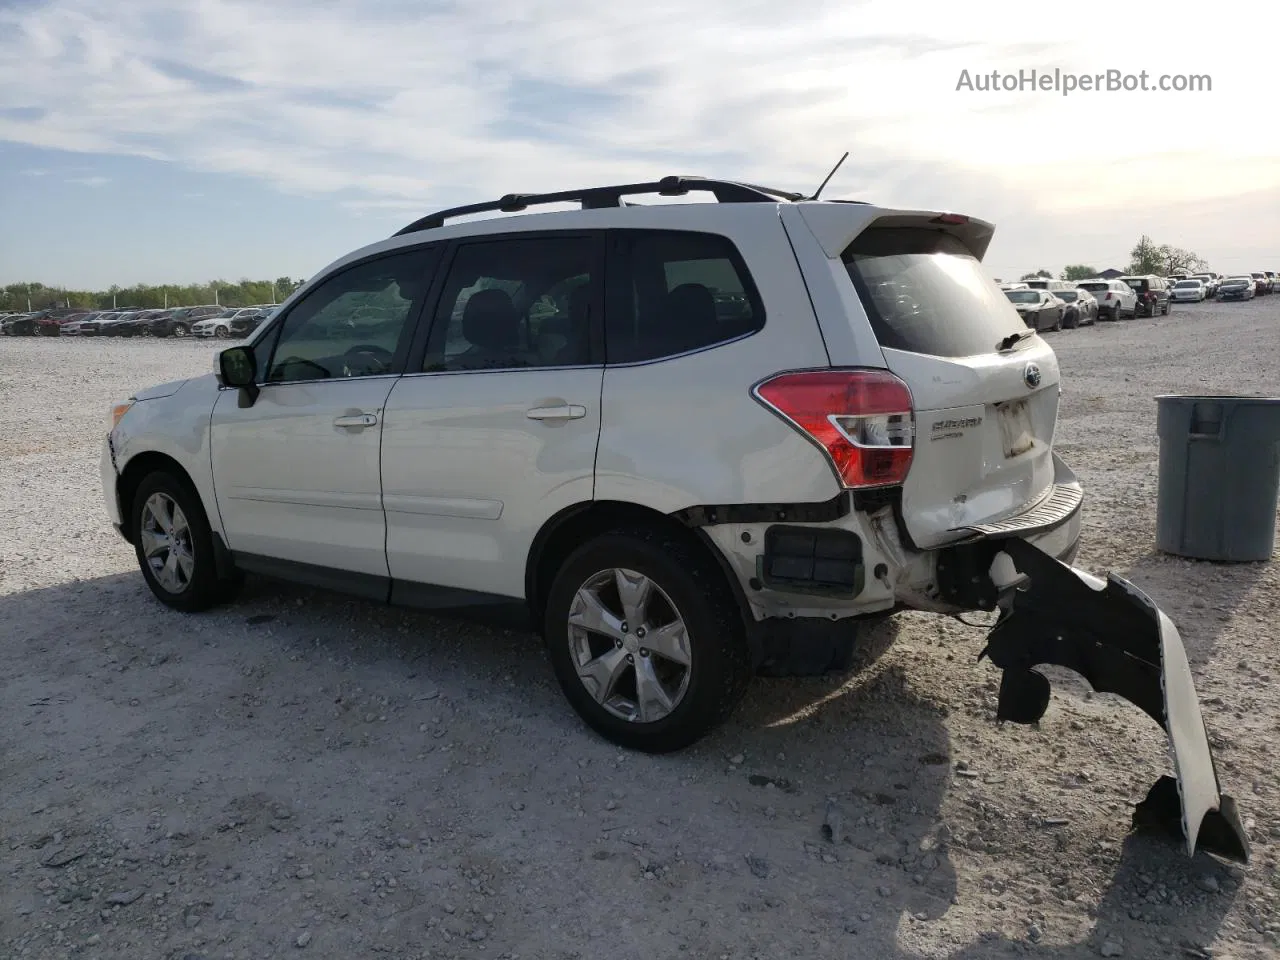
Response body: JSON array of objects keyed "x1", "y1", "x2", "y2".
[{"x1": 979, "y1": 538, "x2": 1249, "y2": 863}]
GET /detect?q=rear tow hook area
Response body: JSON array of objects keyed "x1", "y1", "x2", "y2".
[{"x1": 978, "y1": 538, "x2": 1249, "y2": 864}]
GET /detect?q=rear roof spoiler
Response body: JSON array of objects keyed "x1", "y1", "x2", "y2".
[{"x1": 794, "y1": 201, "x2": 996, "y2": 261}]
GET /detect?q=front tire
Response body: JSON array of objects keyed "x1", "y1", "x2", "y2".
[
  {"x1": 543, "y1": 527, "x2": 751, "y2": 753},
  {"x1": 131, "y1": 472, "x2": 234, "y2": 612},
  {"x1": 214, "y1": 325, "x2": 230, "y2": 339}
]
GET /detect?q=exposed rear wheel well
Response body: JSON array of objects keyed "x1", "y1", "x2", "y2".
[
  {"x1": 116, "y1": 452, "x2": 201, "y2": 544},
  {"x1": 525, "y1": 501, "x2": 751, "y2": 632}
]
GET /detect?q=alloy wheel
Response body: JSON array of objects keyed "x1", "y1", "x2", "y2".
[
  {"x1": 567, "y1": 568, "x2": 692, "y2": 723},
  {"x1": 139, "y1": 493, "x2": 195, "y2": 594}
]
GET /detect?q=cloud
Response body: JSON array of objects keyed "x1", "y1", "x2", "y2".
[
  {"x1": 0, "y1": 0, "x2": 1275, "y2": 278},
  {"x1": 67, "y1": 175, "x2": 110, "y2": 186}
]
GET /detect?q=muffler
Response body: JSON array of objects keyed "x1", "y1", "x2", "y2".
[{"x1": 978, "y1": 538, "x2": 1249, "y2": 863}]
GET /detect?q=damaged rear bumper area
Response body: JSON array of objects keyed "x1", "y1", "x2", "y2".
[{"x1": 979, "y1": 538, "x2": 1249, "y2": 863}]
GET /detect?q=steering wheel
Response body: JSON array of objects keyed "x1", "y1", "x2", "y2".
[
  {"x1": 343, "y1": 343, "x2": 394, "y2": 374},
  {"x1": 345, "y1": 344, "x2": 393, "y2": 361},
  {"x1": 274, "y1": 356, "x2": 331, "y2": 379}
]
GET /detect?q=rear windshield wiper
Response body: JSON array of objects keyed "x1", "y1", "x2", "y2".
[{"x1": 997, "y1": 330, "x2": 1034, "y2": 351}]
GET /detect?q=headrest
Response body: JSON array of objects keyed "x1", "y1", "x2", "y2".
[{"x1": 461, "y1": 288, "x2": 519, "y2": 351}]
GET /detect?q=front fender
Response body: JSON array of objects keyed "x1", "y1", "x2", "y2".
[{"x1": 110, "y1": 375, "x2": 224, "y2": 537}]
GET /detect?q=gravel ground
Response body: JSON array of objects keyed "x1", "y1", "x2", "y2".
[{"x1": 2, "y1": 300, "x2": 1278, "y2": 960}]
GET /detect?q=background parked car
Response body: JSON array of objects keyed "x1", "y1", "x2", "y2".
[
  {"x1": 193, "y1": 307, "x2": 266, "y2": 339},
  {"x1": 150, "y1": 305, "x2": 221, "y2": 338},
  {"x1": 1120, "y1": 275, "x2": 1172, "y2": 316},
  {"x1": 1076, "y1": 279, "x2": 1137, "y2": 320},
  {"x1": 1266, "y1": 271, "x2": 1277, "y2": 292},
  {"x1": 1191, "y1": 273, "x2": 1219, "y2": 297},
  {"x1": 1252, "y1": 272, "x2": 1274, "y2": 295},
  {"x1": 61, "y1": 311, "x2": 105, "y2": 335},
  {"x1": 1171, "y1": 279, "x2": 1207, "y2": 302},
  {"x1": 1, "y1": 312, "x2": 39, "y2": 335},
  {"x1": 36, "y1": 311, "x2": 85, "y2": 336},
  {"x1": 1054, "y1": 288, "x2": 1097, "y2": 327},
  {"x1": 1217, "y1": 276, "x2": 1256, "y2": 301},
  {"x1": 1021, "y1": 278, "x2": 1078, "y2": 295},
  {"x1": 100, "y1": 311, "x2": 146, "y2": 337},
  {"x1": 1003, "y1": 288, "x2": 1066, "y2": 331}
]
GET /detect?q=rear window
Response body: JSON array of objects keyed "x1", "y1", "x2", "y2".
[
  {"x1": 1057, "y1": 291, "x2": 1079, "y2": 301},
  {"x1": 842, "y1": 228, "x2": 1026, "y2": 358},
  {"x1": 1123, "y1": 278, "x2": 1150, "y2": 291},
  {"x1": 1077, "y1": 282, "x2": 1108, "y2": 293}
]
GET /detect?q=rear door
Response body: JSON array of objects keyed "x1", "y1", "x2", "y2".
[
  {"x1": 380, "y1": 232, "x2": 605, "y2": 601},
  {"x1": 793, "y1": 212, "x2": 1063, "y2": 548}
]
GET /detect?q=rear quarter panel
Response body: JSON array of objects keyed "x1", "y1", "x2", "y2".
[{"x1": 595, "y1": 206, "x2": 843, "y2": 512}]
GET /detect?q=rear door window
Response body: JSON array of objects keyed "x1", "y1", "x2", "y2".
[{"x1": 842, "y1": 227, "x2": 1026, "y2": 358}]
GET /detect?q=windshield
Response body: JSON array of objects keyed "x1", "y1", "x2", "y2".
[
  {"x1": 1174, "y1": 281, "x2": 1199, "y2": 288},
  {"x1": 1004, "y1": 290, "x2": 1040, "y2": 303},
  {"x1": 842, "y1": 228, "x2": 1026, "y2": 358}
]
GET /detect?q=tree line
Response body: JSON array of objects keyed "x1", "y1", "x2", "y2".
[
  {"x1": 1, "y1": 278, "x2": 306, "y2": 313},
  {"x1": 1016, "y1": 235, "x2": 1210, "y2": 283}
]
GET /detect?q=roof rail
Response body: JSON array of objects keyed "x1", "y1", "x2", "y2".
[{"x1": 392, "y1": 176, "x2": 806, "y2": 236}]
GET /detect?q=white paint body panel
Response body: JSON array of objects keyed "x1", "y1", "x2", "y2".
[
  {"x1": 209, "y1": 378, "x2": 398, "y2": 576},
  {"x1": 595, "y1": 204, "x2": 841, "y2": 513},
  {"x1": 380, "y1": 367, "x2": 604, "y2": 597},
  {"x1": 882, "y1": 341, "x2": 1061, "y2": 547},
  {"x1": 104, "y1": 375, "x2": 223, "y2": 534}
]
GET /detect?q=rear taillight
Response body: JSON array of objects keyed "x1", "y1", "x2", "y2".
[
  {"x1": 1104, "y1": 292, "x2": 1113, "y2": 300},
  {"x1": 753, "y1": 369, "x2": 915, "y2": 488}
]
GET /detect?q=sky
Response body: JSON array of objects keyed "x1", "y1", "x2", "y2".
[{"x1": 1, "y1": 0, "x2": 1278, "y2": 290}]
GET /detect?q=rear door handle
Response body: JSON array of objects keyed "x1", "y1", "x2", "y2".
[
  {"x1": 527, "y1": 404, "x2": 587, "y2": 421},
  {"x1": 334, "y1": 412, "x2": 378, "y2": 428}
]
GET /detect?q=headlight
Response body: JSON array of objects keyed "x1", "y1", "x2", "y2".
[{"x1": 110, "y1": 400, "x2": 135, "y2": 431}]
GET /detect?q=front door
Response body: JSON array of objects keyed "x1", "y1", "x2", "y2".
[
  {"x1": 209, "y1": 245, "x2": 439, "y2": 588},
  {"x1": 381, "y1": 233, "x2": 605, "y2": 600}
]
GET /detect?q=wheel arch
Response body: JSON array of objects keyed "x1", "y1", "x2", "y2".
[
  {"x1": 525, "y1": 500, "x2": 759, "y2": 655},
  {"x1": 116, "y1": 451, "x2": 202, "y2": 544}
]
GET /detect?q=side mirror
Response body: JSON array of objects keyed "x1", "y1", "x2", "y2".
[{"x1": 217, "y1": 345, "x2": 260, "y2": 405}]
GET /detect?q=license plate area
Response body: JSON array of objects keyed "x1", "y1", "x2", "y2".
[{"x1": 997, "y1": 399, "x2": 1035, "y2": 457}]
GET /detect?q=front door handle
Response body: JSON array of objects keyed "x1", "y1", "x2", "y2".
[
  {"x1": 334, "y1": 412, "x2": 378, "y2": 428},
  {"x1": 526, "y1": 404, "x2": 587, "y2": 421}
]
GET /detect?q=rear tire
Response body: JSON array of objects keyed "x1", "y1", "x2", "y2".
[
  {"x1": 171, "y1": 323, "x2": 189, "y2": 338},
  {"x1": 543, "y1": 526, "x2": 751, "y2": 753},
  {"x1": 130, "y1": 471, "x2": 237, "y2": 612}
]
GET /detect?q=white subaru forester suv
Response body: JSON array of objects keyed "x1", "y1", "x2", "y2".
[{"x1": 102, "y1": 176, "x2": 1246, "y2": 862}]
